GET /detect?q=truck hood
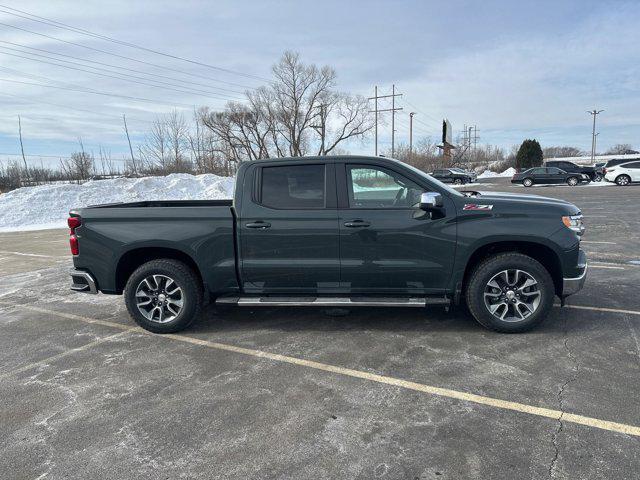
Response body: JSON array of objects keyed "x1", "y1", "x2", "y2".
[{"x1": 463, "y1": 191, "x2": 580, "y2": 215}]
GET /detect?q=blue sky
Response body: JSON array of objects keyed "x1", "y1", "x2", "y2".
[{"x1": 0, "y1": 0, "x2": 639, "y2": 168}]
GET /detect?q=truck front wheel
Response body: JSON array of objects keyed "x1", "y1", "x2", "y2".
[
  {"x1": 124, "y1": 259, "x2": 203, "y2": 333},
  {"x1": 465, "y1": 253, "x2": 554, "y2": 333}
]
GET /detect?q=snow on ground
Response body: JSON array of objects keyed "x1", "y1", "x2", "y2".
[
  {"x1": 0, "y1": 173, "x2": 235, "y2": 232},
  {"x1": 478, "y1": 167, "x2": 516, "y2": 179}
]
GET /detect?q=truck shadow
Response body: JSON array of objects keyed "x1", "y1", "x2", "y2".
[{"x1": 191, "y1": 304, "x2": 488, "y2": 335}]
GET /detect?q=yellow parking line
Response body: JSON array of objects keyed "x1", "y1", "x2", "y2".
[
  {"x1": 561, "y1": 304, "x2": 640, "y2": 316},
  {"x1": 0, "y1": 331, "x2": 130, "y2": 380},
  {"x1": 2, "y1": 301, "x2": 640, "y2": 437}
]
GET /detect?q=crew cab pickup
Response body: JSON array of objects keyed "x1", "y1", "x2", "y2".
[{"x1": 69, "y1": 156, "x2": 587, "y2": 333}]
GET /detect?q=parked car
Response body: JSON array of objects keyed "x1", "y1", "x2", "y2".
[
  {"x1": 604, "y1": 161, "x2": 640, "y2": 186},
  {"x1": 545, "y1": 160, "x2": 601, "y2": 181},
  {"x1": 450, "y1": 167, "x2": 477, "y2": 183},
  {"x1": 69, "y1": 156, "x2": 587, "y2": 334},
  {"x1": 511, "y1": 167, "x2": 590, "y2": 187},
  {"x1": 431, "y1": 168, "x2": 474, "y2": 184},
  {"x1": 602, "y1": 157, "x2": 640, "y2": 178}
]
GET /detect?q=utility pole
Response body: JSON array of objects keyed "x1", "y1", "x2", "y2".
[
  {"x1": 409, "y1": 112, "x2": 415, "y2": 157},
  {"x1": 594, "y1": 132, "x2": 600, "y2": 157},
  {"x1": 311, "y1": 104, "x2": 327, "y2": 155},
  {"x1": 368, "y1": 85, "x2": 403, "y2": 157},
  {"x1": 473, "y1": 126, "x2": 479, "y2": 151},
  {"x1": 391, "y1": 84, "x2": 396, "y2": 158},
  {"x1": 588, "y1": 109, "x2": 604, "y2": 163},
  {"x1": 122, "y1": 114, "x2": 137, "y2": 173},
  {"x1": 18, "y1": 115, "x2": 28, "y2": 172},
  {"x1": 374, "y1": 86, "x2": 378, "y2": 156}
]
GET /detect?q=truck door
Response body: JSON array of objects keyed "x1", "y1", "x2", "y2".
[
  {"x1": 337, "y1": 163, "x2": 457, "y2": 294},
  {"x1": 239, "y1": 162, "x2": 340, "y2": 294}
]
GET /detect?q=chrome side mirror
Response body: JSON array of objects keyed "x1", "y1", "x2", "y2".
[{"x1": 419, "y1": 192, "x2": 443, "y2": 211}]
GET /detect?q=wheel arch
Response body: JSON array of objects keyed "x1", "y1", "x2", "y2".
[
  {"x1": 461, "y1": 240, "x2": 563, "y2": 297},
  {"x1": 115, "y1": 246, "x2": 203, "y2": 294}
]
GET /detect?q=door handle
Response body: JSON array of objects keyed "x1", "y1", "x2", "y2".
[
  {"x1": 245, "y1": 221, "x2": 271, "y2": 229},
  {"x1": 344, "y1": 220, "x2": 371, "y2": 228}
]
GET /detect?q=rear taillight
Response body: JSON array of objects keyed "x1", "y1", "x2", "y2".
[
  {"x1": 69, "y1": 235, "x2": 79, "y2": 255},
  {"x1": 68, "y1": 215, "x2": 81, "y2": 255}
]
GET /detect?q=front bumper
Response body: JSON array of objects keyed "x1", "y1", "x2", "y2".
[
  {"x1": 562, "y1": 250, "x2": 587, "y2": 297},
  {"x1": 70, "y1": 269, "x2": 97, "y2": 294}
]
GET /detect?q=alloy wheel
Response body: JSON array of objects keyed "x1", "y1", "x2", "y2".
[
  {"x1": 617, "y1": 175, "x2": 630, "y2": 186},
  {"x1": 135, "y1": 274, "x2": 184, "y2": 323},
  {"x1": 483, "y1": 269, "x2": 541, "y2": 322}
]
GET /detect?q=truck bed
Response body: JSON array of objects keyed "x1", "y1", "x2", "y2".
[{"x1": 82, "y1": 199, "x2": 233, "y2": 209}]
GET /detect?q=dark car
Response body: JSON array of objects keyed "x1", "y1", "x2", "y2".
[
  {"x1": 545, "y1": 161, "x2": 600, "y2": 181},
  {"x1": 69, "y1": 155, "x2": 587, "y2": 334},
  {"x1": 431, "y1": 168, "x2": 473, "y2": 185},
  {"x1": 511, "y1": 167, "x2": 590, "y2": 187}
]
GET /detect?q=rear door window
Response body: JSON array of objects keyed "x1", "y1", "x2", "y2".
[
  {"x1": 623, "y1": 162, "x2": 640, "y2": 169},
  {"x1": 260, "y1": 164, "x2": 325, "y2": 209}
]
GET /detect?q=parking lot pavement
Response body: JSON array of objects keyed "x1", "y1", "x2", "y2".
[{"x1": 1, "y1": 182, "x2": 640, "y2": 479}]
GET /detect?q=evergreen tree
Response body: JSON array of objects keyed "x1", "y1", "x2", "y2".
[{"x1": 516, "y1": 139, "x2": 543, "y2": 170}]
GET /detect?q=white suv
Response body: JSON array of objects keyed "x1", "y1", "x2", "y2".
[{"x1": 604, "y1": 161, "x2": 640, "y2": 186}]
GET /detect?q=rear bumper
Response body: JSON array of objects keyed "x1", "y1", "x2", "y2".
[
  {"x1": 70, "y1": 269, "x2": 97, "y2": 294},
  {"x1": 562, "y1": 250, "x2": 587, "y2": 297}
]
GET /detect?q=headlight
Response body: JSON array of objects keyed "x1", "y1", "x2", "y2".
[{"x1": 562, "y1": 214, "x2": 585, "y2": 236}]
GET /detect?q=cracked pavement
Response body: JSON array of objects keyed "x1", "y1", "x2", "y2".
[{"x1": 1, "y1": 179, "x2": 640, "y2": 479}]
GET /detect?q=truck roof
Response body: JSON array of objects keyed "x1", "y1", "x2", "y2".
[{"x1": 247, "y1": 155, "x2": 394, "y2": 163}]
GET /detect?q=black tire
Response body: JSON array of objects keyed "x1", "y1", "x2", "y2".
[
  {"x1": 124, "y1": 259, "x2": 203, "y2": 333},
  {"x1": 566, "y1": 176, "x2": 579, "y2": 186},
  {"x1": 615, "y1": 175, "x2": 631, "y2": 186},
  {"x1": 465, "y1": 253, "x2": 554, "y2": 333},
  {"x1": 454, "y1": 178, "x2": 463, "y2": 185},
  {"x1": 593, "y1": 174, "x2": 603, "y2": 182},
  {"x1": 522, "y1": 178, "x2": 533, "y2": 187}
]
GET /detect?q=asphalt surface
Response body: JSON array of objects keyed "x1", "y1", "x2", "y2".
[{"x1": 1, "y1": 178, "x2": 639, "y2": 479}]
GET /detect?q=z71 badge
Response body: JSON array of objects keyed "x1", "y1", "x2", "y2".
[{"x1": 463, "y1": 204, "x2": 493, "y2": 211}]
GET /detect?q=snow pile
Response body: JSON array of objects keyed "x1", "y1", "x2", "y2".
[
  {"x1": 0, "y1": 173, "x2": 235, "y2": 232},
  {"x1": 477, "y1": 167, "x2": 516, "y2": 179}
]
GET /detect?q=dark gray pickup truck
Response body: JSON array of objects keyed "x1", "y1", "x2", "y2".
[{"x1": 69, "y1": 156, "x2": 587, "y2": 333}]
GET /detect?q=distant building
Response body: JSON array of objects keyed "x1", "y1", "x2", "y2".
[{"x1": 545, "y1": 153, "x2": 640, "y2": 166}]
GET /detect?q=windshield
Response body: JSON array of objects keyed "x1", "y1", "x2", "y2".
[{"x1": 400, "y1": 162, "x2": 464, "y2": 197}]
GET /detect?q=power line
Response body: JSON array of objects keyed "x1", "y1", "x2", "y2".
[
  {"x1": 0, "y1": 76, "x2": 199, "y2": 109},
  {"x1": 0, "y1": 5, "x2": 270, "y2": 82},
  {"x1": 0, "y1": 21, "x2": 260, "y2": 90},
  {"x1": 0, "y1": 40, "x2": 247, "y2": 95},
  {"x1": 0, "y1": 48, "x2": 244, "y2": 101},
  {"x1": 0, "y1": 92, "x2": 154, "y2": 125}
]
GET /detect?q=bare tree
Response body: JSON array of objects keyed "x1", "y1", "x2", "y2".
[
  {"x1": 605, "y1": 143, "x2": 638, "y2": 155},
  {"x1": 60, "y1": 140, "x2": 94, "y2": 182},
  {"x1": 543, "y1": 146, "x2": 584, "y2": 158},
  {"x1": 140, "y1": 116, "x2": 169, "y2": 170},
  {"x1": 165, "y1": 110, "x2": 191, "y2": 171},
  {"x1": 200, "y1": 51, "x2": 374, "y2": 160}
]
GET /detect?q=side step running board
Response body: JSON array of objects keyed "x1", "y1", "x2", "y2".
[{"x1": 216, "y1": 296, "x2": 449, "y2": 307}]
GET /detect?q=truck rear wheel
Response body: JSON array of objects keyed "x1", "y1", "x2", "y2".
[
  {"x1": 465, "y1": 253, "x2": 554, "y2": 333},
  {"x1": 124, "y1": 259, "x2": 203, "y2": 333}
]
